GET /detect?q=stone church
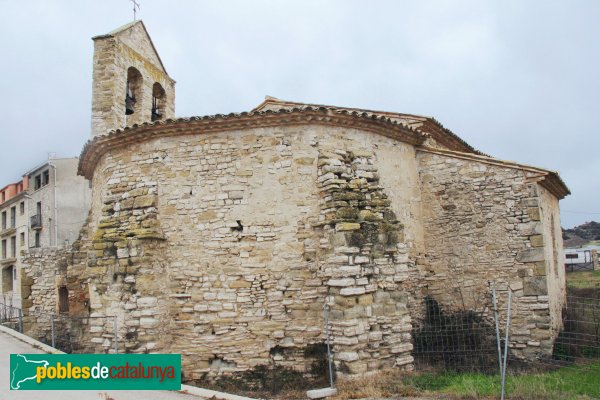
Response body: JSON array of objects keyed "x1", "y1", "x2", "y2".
[{"x1": 22, "y1": 21, "x2": 569, "y2": 380}]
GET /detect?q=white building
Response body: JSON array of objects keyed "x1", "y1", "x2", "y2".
[{"x1": 0, "y1": 157, "x2": 91, "y2": 308}]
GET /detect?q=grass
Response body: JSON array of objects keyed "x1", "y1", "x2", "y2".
[
  {"x1": 332, "y1": 362, "x2": 600, "y2": 400},
  {"x1": 566, "y1": 271, "x2": 600, "y2": 289},
  {"x1": 330, "y1": 369, "x2": 425, "y2": 399}
]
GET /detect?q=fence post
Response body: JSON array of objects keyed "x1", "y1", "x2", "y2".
[
  {"x1": 113, "y1": 317, "x2": 118, "y2": 354},
  {"x1": 18, "y1": 308, "x2": 23, "y2": 333},
  {"x1": 323, "y1": 300, "x2": 334, "y2": 389},
  {"x1": 492, "y1": 289, "x2": 503, "y2": 374},
  {"x1": 592, "y1": 249, "x2": 599, "y2": 271},
  {"x1": 501, "y1": 290, "x2": 513, "y2": 400},
  {"x1": 51, "y1": 314, "x2": 55, "y2": 348}
]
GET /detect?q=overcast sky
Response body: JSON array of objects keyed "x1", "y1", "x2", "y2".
[{"x1": 0, "y1": 0, "x2": 598, "y2": 228}]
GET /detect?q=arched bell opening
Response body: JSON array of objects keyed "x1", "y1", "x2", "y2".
[
  {"x1": 125, "y1": 67, "x2": 143, "y2": 116},
  {"x1": 151, "y1": 82, "x2": 166, "y2": 122}
]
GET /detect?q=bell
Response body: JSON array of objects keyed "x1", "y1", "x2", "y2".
[
  {"x1": 125, "y1": 95, "x2": 135, "y2": 115},
  {"x1": 151, "y1": 107, "x2": 161, "y2": 121}
]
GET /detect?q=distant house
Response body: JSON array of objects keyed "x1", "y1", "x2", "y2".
[
  {"x1": 0, "y1": 157, "x2": 91, "y2": 308},
  {"x1": 564, "y1": 245, "x2": 599, "y2": 271}
]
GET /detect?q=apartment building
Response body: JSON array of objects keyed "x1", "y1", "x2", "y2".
[
  {"x1": 0, "y1": 180, "x2": 27, "y2": 307},
  {"x1": 0, "y1": 157, "x2": 91, "y2": 307}
]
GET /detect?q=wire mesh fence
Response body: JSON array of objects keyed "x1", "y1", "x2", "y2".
[
  {"x1": 2, "y1": 289, "x2": 599, "y2": 398},
  {"x1": 412, "y1": 295, "x2": 500, "y2": 373},
  {"x1": 503, "y1": 293, "x2": 600, "y2": 399},
  {"x1": 410, "y1": 290, "x2": 600, "y2": 399}
]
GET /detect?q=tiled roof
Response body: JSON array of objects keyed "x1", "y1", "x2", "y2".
[
  {"x1": 78, "y1": 106, "x2": 428, "y2": 179},
  {"x1": 78, "y1": 101, "x2": 569, "y2": 199},
  {"x1": 418, "y1": 147, "x2": 570, "y2": 199},
  {"x1": 253, "y1": 96, "x2": 485, "y2": 156}
]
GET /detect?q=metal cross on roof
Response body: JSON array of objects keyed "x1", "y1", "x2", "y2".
[{"x1": 130, "y1": 0, "x2": 140, "y2": 21}]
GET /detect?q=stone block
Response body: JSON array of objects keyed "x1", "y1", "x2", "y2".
[
  {"x1": 528, "y1": 207, "x2": 541, "y2": 221},
  {"x1": 516, "y1": 248, "x2": 545, "y2": 263},
  {"x1": 391, "y1": 343, "x2": 413, "y2": 354},
  {"x1": 21, "y1": 299, "x2": 33, "y2": 308},
  {"x1": 116, "y1": 248, "x2": 129, "y2": 258},
  {"x1": 228, "y1": 191, "x2": 244, "y2": 200},
  {"x1": 395, "y1": 355, "x2": 414, "y2": 366},
  {"x1": 336, "y1": 352, "x2": 359, "y2": 361},
  {"x1": 343, "y1": 305, "x2": 366, "y2": 319},
  {"x1": 327, "y1": 278, "x2": 355, "y2": 287},
  {"x1": 137, "y1": 297, "x2": 158, "y2": 307},
  {"x1": 336, "y1": 222, "x2": 361, "y2": 232},
  {"x1": 338, "y1": 265, "x2": 361, "y2": 276},
  {"x1": 509, "y1": 281, "x2": 524, "y2": 291},
  {"x1": 340, "y1": 287, "x2": 366, "y2": 296},
  {"x1": 335, "y1": 295, "x2": 356, "y2": 307},
  {"x1": 345, "y1": 361, "x2": 368, "y2": 374},
  {"x1": 523, "y1": 276, "x2": 548, "y2": 296},
  {"x1": 140, "y1": 317, "x2": 159, "y2": 328},
  {"x1": 229, "y1": 280, "x2": 252, "y2": 288},
  {"x1": 529, "y1": 234, "x2": 544, "y2": 247},
  {"x1": 354, "y1": 255, "x2": 370, "y2": 264},
  {"x1": 357, "y1": 294, "x2": 373, "y2": 305},
  {"x1": 533, "y1": 261, "x2": 547, "y2": 276},
  {"x1": 198, "y1": 211, "x2": 217, "y2": 221},
  {"x1": 358, "y1": 210, "x2": 380, "y2": 221}
]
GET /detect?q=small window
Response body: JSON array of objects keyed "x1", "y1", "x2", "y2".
[
  {"x1": 20, "y1": 232, "x2": 25, "y2": 246},
  {"x1": 1, "y1": 239, "x2": 6, "y2": 258},
  {"x1": 13, "y1": 267, "x2": 17, "y2": 281},
  {"x1": 10, "y1": 236, "x2": 16, "y2": 258},
  {"x1": 58, "y1": 286, "x2": 69, "y2": 313},
  {"x1": 42, "y1": 170, "x2": 50, "y2": 186},
  {"x1": 19, "y1": 201, "x2": 24, "y2": 215},
  {"x1": 10, "y1": 207, "x2": 16, "y2": 228},
  {"x1": 34, "y1": 232, "x2": 40, "y2": 248},
  {"x1": 1, "y1": 211, "x2": 5, "y2": 230}
]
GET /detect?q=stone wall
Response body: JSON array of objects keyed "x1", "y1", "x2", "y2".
[
  {"x1": 316, "y1": 148, "x2": 414, "y2": 374},
  {"x1": 416, "y1": 149, "x2": 562, "y2": 359},
  {"x1": 64, "y1": 125, "x2": 420, "y2": 380},
  {"x1": 21, "y1": 119, "x2": 567, "y2": 375},
  {"x1": 20, "y1": 247, "x2": 70, "y2": 343}
]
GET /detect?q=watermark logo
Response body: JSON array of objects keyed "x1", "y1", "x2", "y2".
[{"x1": 10, "y1": 354, "x2": 181, "y2": 390}]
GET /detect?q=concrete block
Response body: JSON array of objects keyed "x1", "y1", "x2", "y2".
[{"x1": 307, "y1": 388, "x2": 337, "y2": 399}]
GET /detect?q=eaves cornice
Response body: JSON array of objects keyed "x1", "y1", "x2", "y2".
[{"x1": 78, "y1": 107, "x2": 428, "y2": 180}]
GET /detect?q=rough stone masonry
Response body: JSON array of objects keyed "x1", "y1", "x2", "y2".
[{"x1": 21, "y1": 20, "x2": 570, "y2": 381}]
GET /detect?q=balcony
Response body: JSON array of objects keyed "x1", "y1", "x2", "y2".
[
  {"x1": 0, "y1": 227, "x2": 16, "y2": 237},
  {"x1": 30, "y1": 214, "x2": 42, "y2": 230},
  {"x1": 0, "y1": 257, "x2": 16, "y2": 266}
]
